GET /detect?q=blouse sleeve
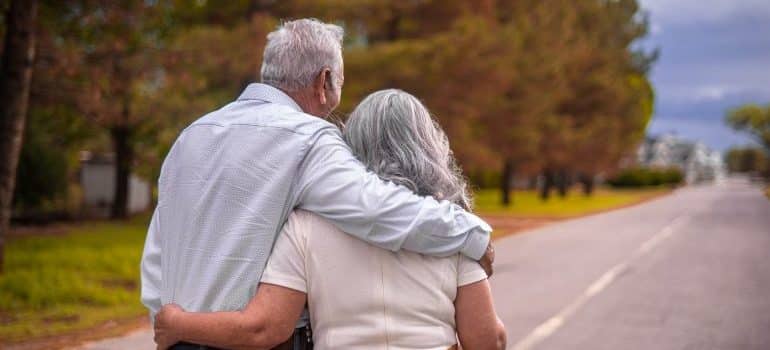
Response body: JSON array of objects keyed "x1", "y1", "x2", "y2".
[{"x1": 457, "y1": 255, "x2": 488, "y2": 287}]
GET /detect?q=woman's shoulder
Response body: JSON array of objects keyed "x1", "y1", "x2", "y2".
[{"x1": 287, "y1": 210, "x2": 343, "y2": 235}]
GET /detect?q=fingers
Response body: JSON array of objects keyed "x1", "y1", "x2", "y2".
[
  {"x1": 479, "y1": 256, "x2": 492, "y2": 277},
  {"x1": 481, "y1": 258, "x2": 493, "y2": 277},
  {"x1": 480, "y1": 243, "x2": 495, "y2": 277},
  {"x1": 487, "y1": 243, "x2": 495, "y2": 263}
]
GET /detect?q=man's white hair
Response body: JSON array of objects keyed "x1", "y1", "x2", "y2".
[{"x1": 260, "y1": 18, "x2": 344, "y2": 92}]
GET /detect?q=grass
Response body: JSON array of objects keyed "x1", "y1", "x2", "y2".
[
  {"x1": 0, "y1": 217, "x2": 149, "y2": 342},
  {"x1": 473, "y1": 187, "x2": 670, "y2": 218}
]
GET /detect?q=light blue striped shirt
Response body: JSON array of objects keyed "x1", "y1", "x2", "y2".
[{"x1": 140, "y1": 83, "x2": 491, "y2": 324}]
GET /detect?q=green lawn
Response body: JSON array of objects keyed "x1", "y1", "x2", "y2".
[
  {"x1": 0, "y1": 217, "x2": 149, "y2": 342},
  {"x1": 474, "y1": 187, "x2": 670, "y2": 217}
]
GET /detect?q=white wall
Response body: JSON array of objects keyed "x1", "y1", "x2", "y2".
[{"x1": 80, "y1": 162, "x2": 151, "y2": 216}]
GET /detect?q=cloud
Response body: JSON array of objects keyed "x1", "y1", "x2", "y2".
[
  {"x1": 649, "y1": 23, "x2": 663, "y2": 35},
  {"x1": 690, "y1": 85, "x2": 733, "y2": 102},
  {"x1": 640, "y1": 0, "x2": 770, "y2": 25}
]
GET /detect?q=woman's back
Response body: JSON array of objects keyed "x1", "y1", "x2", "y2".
[{"x1": 261, "y1": 210, "x2": 487, "y2": 350}]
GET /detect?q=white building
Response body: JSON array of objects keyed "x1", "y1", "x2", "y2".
[
  {"x1": 637, "y1": 134, "x2": 726, "y2": 184},
  {"x1": 79, "y1": 152, "x2": 152, "y2": 217}
]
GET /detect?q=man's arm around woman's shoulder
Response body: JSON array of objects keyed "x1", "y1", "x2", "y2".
[{"x1": 296, "y1": 130, "x2": 494, "y2": 267}]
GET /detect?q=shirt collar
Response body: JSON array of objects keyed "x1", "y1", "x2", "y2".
[{"x1": 237, "y1": 83, "x2": 304, "y2": 113}]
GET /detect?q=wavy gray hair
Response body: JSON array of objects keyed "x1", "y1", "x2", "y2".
[
  {"x1": 260, "y1": 19, "x2": 344, "y2": 92},
  {"x1": 344, "y1": 89, "x2": 472, "y2": 209}
]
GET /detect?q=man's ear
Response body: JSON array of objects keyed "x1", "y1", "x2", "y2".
[{"x1": 313, "y1": 68, "x2": 331, "y2": 105}]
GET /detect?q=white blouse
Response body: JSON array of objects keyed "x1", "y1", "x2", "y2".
[{"x1": 261, "y1": 210, "x2": 488, "y2": 350}]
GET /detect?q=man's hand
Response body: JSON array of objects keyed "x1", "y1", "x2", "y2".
[
  {"x1": 154, "y1": 303, "x2": 184, "y2": 350},
  {"x1": 479, "y1": 243, "x2": 495, "y2": 277}
]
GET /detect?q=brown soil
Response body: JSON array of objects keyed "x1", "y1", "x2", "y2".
[
  {"x1": 482, "y1": 215, "x2": 557, "y2": 240},
  {"x1": 3, "y1": 316, "x2": 149, "y2": 350}
]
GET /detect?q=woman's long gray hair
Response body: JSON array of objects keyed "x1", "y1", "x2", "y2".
[{"x1": 343, "y1": 89, "x2": 472, "y2": 209}]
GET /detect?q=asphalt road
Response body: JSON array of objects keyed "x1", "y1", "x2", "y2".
[
  {"x1": 77, "y1": 178, "x2": 770, "y2": 350},
  {"x1": 494, "y1": 178, "x2": 770, "y2": 350}
]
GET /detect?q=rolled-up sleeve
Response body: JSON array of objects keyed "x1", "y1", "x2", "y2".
[{"x1": 295, "y1": 129, "x2": 491, "y2": 260}]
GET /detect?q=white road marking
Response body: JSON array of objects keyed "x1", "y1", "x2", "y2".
[
  {"x1": 585, "y1": 262, "x2": 627, "y2": 297},
  {"x1": 511, "y1": 214, "x2": 691, "y2": 350}
]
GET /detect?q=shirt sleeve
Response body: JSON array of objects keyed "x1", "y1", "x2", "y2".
[
  {"x1": 260, "y1": 212, "x2": 309, "y2": 293},
  {"x1": 140, "y1": 206, "x2": 163, "y2": 323},
  {"x1": 295, "y1": 129, "x2": 492, "y2": 260},
  {"x1": 457, "y1": 255, "x2": 488, "y2": 287}
]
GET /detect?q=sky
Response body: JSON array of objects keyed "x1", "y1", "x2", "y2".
[{"x1": 637, "y1": 0, "x2": 770, "y2": 152}]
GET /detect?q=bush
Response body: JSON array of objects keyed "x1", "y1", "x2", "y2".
[
  {"x1": 12, "y1": 124, "x2": 69, "y2": 211},
  {"x1": 725, "y1": 147, "x2": 768, "y2": 174},
  {"x1": 607, "y1": 167, "x2": 683, "y2": 188},
  {"x1": 12, "y1": 105, "x2": 93, "y2": 219}
]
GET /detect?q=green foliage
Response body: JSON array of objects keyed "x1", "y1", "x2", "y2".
[
  {"x1": 0, "y1": 218, "x2": 148, "y2": 340},
  {"x1": 725, "y1": 147, "x2": 769, "y2": 174},
  {"x1": 726, "y1": 104, "x2": 770, "y2": 152},
  {"x1": 13, "y1": 128, "x2": 68, "y2": 211},
  {"x1": 607, "y1": 167, "x2": 683, "y2": 188},
  {"x1": 12, "y1": 105, "x2": 93, "y2": 213}
]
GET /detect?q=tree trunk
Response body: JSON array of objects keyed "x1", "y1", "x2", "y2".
[
  {"x1": 500, "y1": 159, "x2": 514, "y2": 206},
  {"x1": 557, "y1": 169, "x2": 569, "y2": 198},
  {"x1": 580, "y1": 173, "x2": 595, "y2": 196},
  {"x1": 110, "y1": 126, "x2": 133, "y2": 219},
  {"x1": 540, "y1": 168, "x2": 554, "y2": 201},
  {"x1": 0, "y1": 0, "x2": 38, "y2": 273}
]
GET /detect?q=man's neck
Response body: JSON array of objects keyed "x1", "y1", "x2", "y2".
[{"x1": 283, "y1": 89, "x2": 317, "y2": 116}]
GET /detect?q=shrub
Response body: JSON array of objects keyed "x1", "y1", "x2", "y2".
[
  {"x1": 607, "y1": 167, "x2": 683, "y2": 188},
  {"x1": 12, "y1": 125, "x2": 69, "y2": 211}
]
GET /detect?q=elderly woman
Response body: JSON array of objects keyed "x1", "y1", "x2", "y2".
[{"x1": 154, "y1": 90, "x2": 506, "y2": 350}]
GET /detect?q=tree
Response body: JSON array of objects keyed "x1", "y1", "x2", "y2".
[
  {"x1": 478, "y1": 0, "x2": 654, "y2": 202},
  {"x1": 725, "y1": 147, "x2": 768, "y2": 175},
  {"x1": 340, "y1": 3, "x2": 502, "y2": 174},
  {"x1": 43, "y1": 1, "x2": 175, "y2": 219},
  {"x1": 0, "y1": 0, "x2": 38, "y2": 272},
  {"x1": 538, "y1": 0, "x2": 654, "y2": 199},
  {"x1": 726, "y1": 104, "x2": 770, "y2": 152},
  {"x1": 137, "y1": 3, "x2": 276, "y2": 183},
  {"x1": 488, "y1": 0, "x2": 573, "y2": 203},
  {"x1": 337, "y1": 0, "x2": 655, "y2": 204}
]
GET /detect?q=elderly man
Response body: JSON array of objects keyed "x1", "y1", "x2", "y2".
[{"x1": 140, "y1": 18, "x2": 494, "y2": 349}]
